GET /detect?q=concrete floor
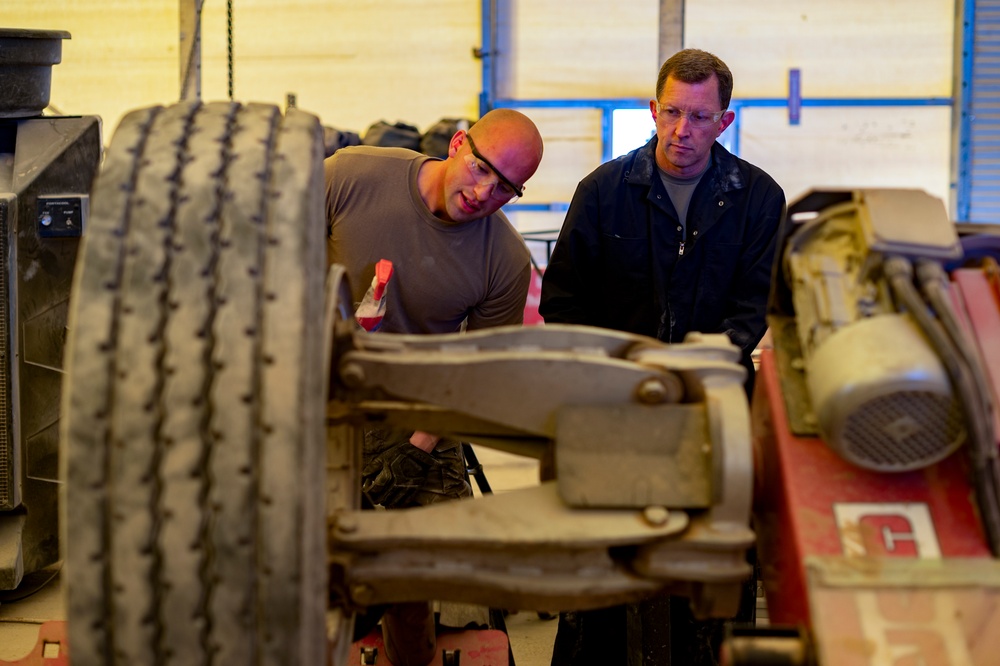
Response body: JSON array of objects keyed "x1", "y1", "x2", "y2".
[
  {"x1": 0, "y1": 567, "x2": 65, "y2": 662},
  {"x1": 471, "y1": 447, "x2": 557, "y2": 666},
  {"x1": 504, "y1": 609, "x2": 558, "y2": 666}
]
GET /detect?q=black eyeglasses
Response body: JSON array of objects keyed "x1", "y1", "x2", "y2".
[{"x1": 464, "y1": 133, "x2": 524, "y2": 201}]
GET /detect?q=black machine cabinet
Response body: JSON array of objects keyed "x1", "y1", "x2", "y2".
[{"x1": 0, "y1": 115, "x2": 101, "y2": 590}]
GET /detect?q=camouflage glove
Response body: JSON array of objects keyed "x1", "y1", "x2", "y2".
[{"x1": 362, "y1": 440, "x2": 437, "y2": 508}]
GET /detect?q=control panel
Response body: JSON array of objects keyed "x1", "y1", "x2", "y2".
[{"x1": 37, "y1": 195, "x2": 87, "y2": 238}]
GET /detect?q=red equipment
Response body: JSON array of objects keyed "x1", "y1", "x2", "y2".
[{"x1": 741, "y1": 190, "x2": 1000, "y2": 665}]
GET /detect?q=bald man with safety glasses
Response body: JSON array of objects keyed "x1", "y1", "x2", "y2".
[{"x1": 325, "y1": 108, "x2": 543, "y2": 666}]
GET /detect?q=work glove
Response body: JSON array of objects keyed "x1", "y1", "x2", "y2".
[{"x1": 362, "y1": 440, "x2": 437, "y2": 508}]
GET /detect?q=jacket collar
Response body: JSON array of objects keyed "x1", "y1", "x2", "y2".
[{"x1": 627, "y1": 136, "x2": 746, "y2": 194}]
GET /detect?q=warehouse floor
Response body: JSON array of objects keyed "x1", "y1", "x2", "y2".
[
  {"x1": 0, "y1": 565, "x2": 65, "y2": 662},
  {"x1": 471, "y1": 447, "x2": 557, "y2": 666}
]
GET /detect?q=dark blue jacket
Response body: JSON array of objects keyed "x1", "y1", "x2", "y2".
[{"x1": 540, "y1": 137, "x2": 785, "y2": 385}]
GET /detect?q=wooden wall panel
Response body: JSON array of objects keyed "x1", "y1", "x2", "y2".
[
  {"x1": 685, "y1": 0, "x2": 954, "y2": 98},
  {"x1": 198, "y1": 0, "x2": 483, "y2": 133},
  {"x1": 739, "y1": 106, "x2": 953, "y2": 206},
  {"x1": 8, "y1": 0, "x2": 483, "y2": 138},
  {"x1": 7, "y1": 1, "x2": 179, "y2": 131},
  {"x1": 6, "y1": 0, "x2": 959, "y2": 226},
  {"x1": 514, "y1": 108, "x2": 604, "y2": 204},
  {"x1": 508, "y1": 0, "x2": 660, "y2": 99}
]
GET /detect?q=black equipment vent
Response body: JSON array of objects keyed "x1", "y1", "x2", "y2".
[{"x1": 0, "y1": 198, "x2": 10, "y2": 510}]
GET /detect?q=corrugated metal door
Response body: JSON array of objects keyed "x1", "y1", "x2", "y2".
[{"x1": 958, "y1": 0, "x2": 1000, "y2": 222}]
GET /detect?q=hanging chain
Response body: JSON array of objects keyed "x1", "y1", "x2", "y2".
[{"x1": 227, "y1": 0, "x2": 234, "y2": 100}]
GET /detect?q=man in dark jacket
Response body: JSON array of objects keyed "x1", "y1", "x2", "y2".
[
  {"x1": 540, "y1": 49, "x2": 784, "y2": 398},
  {"x1": 539, "y1": 48, "x2": 784, "y2": 665}
]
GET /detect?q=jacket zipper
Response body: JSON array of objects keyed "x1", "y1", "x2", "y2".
[{"x1": 678, "y1": 240, "x2": 685, "y2": 257}]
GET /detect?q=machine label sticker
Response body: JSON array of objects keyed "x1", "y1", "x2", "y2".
[{"x1": 833, "y1": 503, "x2": 941, "y2": 558}]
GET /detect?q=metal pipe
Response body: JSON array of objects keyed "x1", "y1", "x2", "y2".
[{"x1": 179, "y1": 0, "x2": 205, "y2": 101}]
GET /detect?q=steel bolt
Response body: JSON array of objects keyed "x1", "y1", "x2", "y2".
[
  {"x1": 340, "y1": 362, "x2": 366, "y2": 388},
  {"x1": 643, "y1": 505, "x2": 670, "y2": 527},
  {"x1": 351, "y1": 583, "x2": 374, "y2": 604},
  {"x1": 636, "y1": 378, "x2": 669, "y2": 404},
  {"x1": 335, "y1": 514, "x2": 357, "y2": 534}
]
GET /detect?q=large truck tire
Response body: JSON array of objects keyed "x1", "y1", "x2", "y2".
[{"x1": 60, "y1": 100, "x2": 328, "y2": 665}]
